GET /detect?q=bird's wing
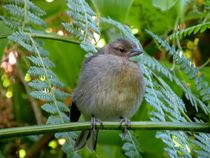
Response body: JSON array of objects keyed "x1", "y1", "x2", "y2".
[{"x1": 69, "y1": 102, "x2": 81, "y2": 122}]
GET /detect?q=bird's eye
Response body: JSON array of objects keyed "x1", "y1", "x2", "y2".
[{"x1": 119, "y1": 48, "x2": 125, "y2": 53}]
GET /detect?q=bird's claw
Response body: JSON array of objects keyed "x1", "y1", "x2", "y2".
[
  {"x1": 120, "y1": 117, "x2": 131, "y2": 134},
  {"x1": 91, "y1": 117, "x2": 103, "y2": 135}
]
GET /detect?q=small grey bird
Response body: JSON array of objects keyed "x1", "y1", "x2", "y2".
[{"x1": 70, "y1": 39, "x2": 145, "y2": 151}]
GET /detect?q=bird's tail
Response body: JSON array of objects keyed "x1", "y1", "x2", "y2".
[{"x1": 74, "y1": 129, "x2": 98, "y2": 151}]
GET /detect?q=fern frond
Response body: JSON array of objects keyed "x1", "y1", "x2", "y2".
[
  {"x1": 63, "y1": 0, "x2": 99, "y2": 54},
  {"x1": 46, "y1": 112, "x2": 69, "y2": 124},
  {"x1": 141, "y1": 54, "x2": 204, "y2": 111},
  {"x1": 157, "y1": 131, "x2": 192, "y2": 158},
  {"x1": 8, "y1": 31, "x2": 34, "y2": 51},
  {"x1": 194, "y1": 133, "x2": 210, "y2": 157},
  {"x1": 48, "y1": 78, "x2": 64, "y2": 88},
  {"x1": 0, "y1": 16, "x2": 22, "y2": 29},
  {"x1": 27, "y1": 56, "x2": 55, "y2": 68},
  {"x1": 144, "y1": 30, "x2": 210, "y2": 157},
  {"x1": 146, "y1": 30, "x2": 210, "y2": 114},
  {"x1": 3, "y1": 4, "x2": 25, "y2": 19},
  {"x1": 100, "y1": 17, "x2": 143, "y2": 50},
  {"x1": 52, "y1": 89, "x2": 70, "y2": 101},
  {"x1": 28, "y1": 66, "x2": 56, "y2": 78},
  {"x1": 168, "y1": 22, "x2": 210, "y2": 40},
  {"x1": 1, "y1": 0, "x2": 46, "y2": 30},
  {"x1": 28, "y1": 78, "x2": 64, "y2": 90},
  {"x1": 100, "y1": 18, "x2": 210, "y2": 158},
  {"x1": 141, "y1": 55, "x2": 174, "y2": 80},
  {"x1": 143, "y1": 66, "x2": 186, "y2": 121},
  {"x1": 143, "y1": 67, "x2": 193, "y2": 157},
  {"x1": 42, "y1": 102, "x2": 69, "y2": 114},
  {"x1": 192, "y1": 119, "x2": 210, "y2": 157},
  {"x1": 1, "y1": 0, "x2": 77, "y2": 155},
  {"x1": 47, "y1": 115, "x2": 64, "y2": 124},
  {"x1": 28, "y1": 80, "x2": 50, "y2": 90},
  {"x1": 4, "y1": 0, "x2": 46, "y2": 16},
  {"x1": 100, "y1": 18, "x2": 188, "y2": 157},
  {"x1": 30, "y1": 90, "x2": 53, "y2": 101},
  {"x1": 120, "y1": 132, "x2": 142, "y2": 158},
  {"x1": 35, "y1": 46, "x2": 49, "y2": 57},
  {"x1": 27, "y1": 36, "x2": 78, "y2": 155}
]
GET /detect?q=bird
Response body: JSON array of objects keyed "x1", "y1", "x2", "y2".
[{"x1": 70, "y1": 39, "x2": 145, "y2": 151}]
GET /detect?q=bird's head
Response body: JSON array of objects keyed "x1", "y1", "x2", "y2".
[{"x1": 104, "y1": 39, "x2": 143, "y2": 58}]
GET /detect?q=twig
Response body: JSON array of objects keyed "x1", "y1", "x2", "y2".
[
  {"x1": 0, "y1": 32, "x2": 81, "y2": 45},
  {"x1": 26, "y1": 134, "x2": 53, "y2": 158},
  {"x1": 0, "y1": 121, "x2": 209, "y2": 138}
]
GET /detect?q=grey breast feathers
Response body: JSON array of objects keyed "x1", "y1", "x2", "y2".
[{"x1": 73, "y1": 54, "x2": 145, "y2": 120}]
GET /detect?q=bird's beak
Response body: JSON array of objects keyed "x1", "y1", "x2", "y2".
[{"x1": 128, "y1": 48, "x2": 144, "y2": 57}]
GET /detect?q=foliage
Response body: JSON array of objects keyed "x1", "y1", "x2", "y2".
[
  {"x1": 100, "y1": 16, "x2": 209, "y2": 158},
  {"x1": 147, "y1": 30, "x2": 210, "y2": 113},
  {"x1": 120, "y1": 132, "x2": 143, "y2": 158},
  {"x1": 0, "y1": 0, "x2": 210, "y2": 158},
  {"x1": 62, "y1": 0, "x2": 99, "y2": 55},
  {"x1": 0, "y1": 0, "x2": 78, "y2": 157},
  {"x1": 168, "y1": 22, "x2": 210, "y2": 40}
]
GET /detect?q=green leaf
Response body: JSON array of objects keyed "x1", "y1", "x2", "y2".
[
  {"x1": 152, "y1": 0, "x2": 177, "y2": 11},
  {"x1": 53, "y1": 89, "x2": 69, "y2": 101},
  {"x1": 30, "y1": 91, "x2": 53, "y2": 101},
  {"x1": 42, "y1": 102, "x2": 69, "y2": 114},
  {"x1": 27, "y1": 56, "x2": 55, "y2": 68},
  {"x1": 44, "y1": 40, "x2": 85, "y2": 87},
  {"x1": 28, "y1": 80, "x2": 50, "y2": 90},
  {"x1": 91, "y1": 0, "x2": 134, "y2": 22},
  {"x1": 47, "y1": 115, "x2": 63, "y2": 124},
  {"x1": 0, "y1": 21, "x2": 11, "y2": 59}
]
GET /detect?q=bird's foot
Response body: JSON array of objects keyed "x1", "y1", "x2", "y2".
[
  {"x1": 120, "y1": 117, "x2": 131, "y2": 134},
  {"x1": 91, "y1": 116, "x2": 103, "y2": 135}
]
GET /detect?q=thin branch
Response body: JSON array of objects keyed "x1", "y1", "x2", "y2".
[
  {"x1": 26, "y1": 134, "x2": 53, "y2": 158},
  {"x1": 0, "y1": 122, "x2": 209, "y2": 138},
  {"x1": 0, "y1": 32, "x2": 81, "y2": 45}
]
